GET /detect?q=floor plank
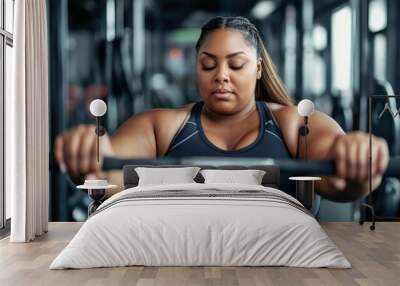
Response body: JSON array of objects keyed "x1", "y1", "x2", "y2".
[{"x1": 0, "y1": 222, "x2": 399, "y2": 286}]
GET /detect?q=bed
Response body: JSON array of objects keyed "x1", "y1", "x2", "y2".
[{"x1": 50, "y1": 165, "x2": 350, "y2": 269}]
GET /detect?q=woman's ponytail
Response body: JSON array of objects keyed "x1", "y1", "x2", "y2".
[{"x1": 255, "y1": 35, "x2": 293, "y2": 106}]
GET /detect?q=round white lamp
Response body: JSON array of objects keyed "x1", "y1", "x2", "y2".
[
  {"x1": 90, "y1": 99, "x2": 107, "y2": 117},
  {"x1": 297, "y1": 99, "x2": 315, "y2": 117}
]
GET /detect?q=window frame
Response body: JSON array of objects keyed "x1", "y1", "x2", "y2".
[{"x1": 0, "y1": 0, "x2": 14, "y2": 234}]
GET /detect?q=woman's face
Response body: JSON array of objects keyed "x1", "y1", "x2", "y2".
[{"x1": 196, "y1": 28, "x2": 261, "y2": 114}]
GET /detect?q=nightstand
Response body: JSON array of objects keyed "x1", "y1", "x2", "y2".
[
  {"x1": 289, "y1": 176, "x2": 321, "y2": 210},
  {"x1": 77, "y1": 180, "x2": 117, "y2": 215}
]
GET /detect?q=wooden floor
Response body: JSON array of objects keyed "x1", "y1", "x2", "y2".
[{"x1": 0, "y1": 222, "x2": 399, "y2": 286}]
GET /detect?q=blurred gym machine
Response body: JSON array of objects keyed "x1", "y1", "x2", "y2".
[{"x1": 361, "y1": 80, "x2": 400, "y2": 226}]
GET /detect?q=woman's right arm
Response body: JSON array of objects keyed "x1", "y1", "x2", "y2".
[
  {"x1": 54, "y1": 110, "x2": 158, "y2": 185},
  {"x1": 54, "y1": 105, "x2": 191, "y2": 185}
]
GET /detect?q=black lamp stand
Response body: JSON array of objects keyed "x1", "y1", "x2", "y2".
[
  {"x1": 95, "y1": 117, "x2": 106, "y2": 162},
  {"x1": 296, "y1": 116, "x2": 309, "y2": 161},
  {"x1": 88, "y1": 188, "x2": 106, "y2": 216}
]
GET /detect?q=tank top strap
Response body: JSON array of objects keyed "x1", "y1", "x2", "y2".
[
  {"x1": 193, "y1": 101, "x2": 203, "y2": 125},
  {"x1": 185, "y1": 101, "x2": 201, "y2": 125},
  {"x1": 260, "y1": 101, "x2": 282, "y2": 131},
  {"x1": 164, "y1": 102, "x2": 200, "y2": 154}
]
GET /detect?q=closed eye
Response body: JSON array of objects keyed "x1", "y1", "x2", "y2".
[
  {"x1": 202, "y1": 66, "x2": 216, "y2": 71},
  {"x1": 202, "y1": 64, "x2": 245, "y2": 71},
  {"x1": 230, "y1": 64, "x2": 245, "y2": 70}
]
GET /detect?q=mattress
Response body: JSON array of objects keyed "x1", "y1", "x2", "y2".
[{"x1": 50, "y1": 183, "x2": 351, "y2": 269}]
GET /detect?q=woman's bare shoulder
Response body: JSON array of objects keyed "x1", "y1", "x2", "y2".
[
  {"x1": 118, "y1": 103, "x2": 193, "y2": 127},
  {"x1": 266, "y1": 101, "x2": 341, "y2": 128},
  {"x1": 267, "y1": 102, "x2": 294, "y2": 113},
  {"x1": 266, "y1": 102, "x2": 298, "y2": 125},
  {"x1": 268, "y1": 100, "x2": 344, "y2": 158},
  {"x1": 150, "y1": 103, "x2": 194, "y2": 121},
  {"x1": 150, "y1": 103, "x2": 195, "y2": 155},
  {"x1": 266, "y1": 101, "x2": 344, "y2": 158},
  {"x1": 110, "y1": 103, "x2": 194, "y2": 157}
]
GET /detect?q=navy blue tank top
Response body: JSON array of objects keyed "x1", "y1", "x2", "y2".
[{"x1": 165, "y1": 101, "x2": 294, "y2": 196}]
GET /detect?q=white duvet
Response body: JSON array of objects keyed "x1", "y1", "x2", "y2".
[{"x1": 50, "y1": 183, "x2": 351, "y2": 269}]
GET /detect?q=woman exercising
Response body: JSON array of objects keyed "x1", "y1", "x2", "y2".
[{"x1": 55, "y1": 16, "x2": 389, "y2": 202}]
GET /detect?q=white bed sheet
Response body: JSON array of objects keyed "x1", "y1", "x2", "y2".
[{"x1": 50, "y1": 183, "x2": 351, "y2": 269}]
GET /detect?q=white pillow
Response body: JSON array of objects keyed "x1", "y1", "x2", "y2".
[
  {"x1": 200, "y1": 169, "x2": 266, "y2": 185},
  {"x1": 135, "y1": 167, "x2": 200, "y2": 186}
]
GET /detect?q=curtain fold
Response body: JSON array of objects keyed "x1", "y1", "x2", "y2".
[{"x1": 8, "y1": 0, "x2": 49, "y2": 242}]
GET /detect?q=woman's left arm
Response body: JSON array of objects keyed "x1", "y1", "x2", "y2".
[
  {"x1": 274, "y1": 105, "x2": 389, "y2": 202},
  {"x1": 301, "y1": 111, "x2": 389, "y2": 202}
]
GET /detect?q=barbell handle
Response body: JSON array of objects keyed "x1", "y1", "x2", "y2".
[{"x1": 102, "y1": 156, "x2": 400, "y2": 178}]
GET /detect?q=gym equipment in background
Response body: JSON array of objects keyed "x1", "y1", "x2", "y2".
[{"x1": 360, "y1": 95, "x2": 400, "y2": 230}]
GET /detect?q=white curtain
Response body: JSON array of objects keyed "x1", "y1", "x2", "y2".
[{"x1": 7, "y1": 0, "x2": 49, "y2": 242}]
